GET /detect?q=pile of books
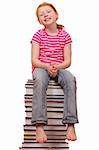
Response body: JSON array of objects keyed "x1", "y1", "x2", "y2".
[{"x1": 19, "y1": 79, "x2": 69, "y2": 150}]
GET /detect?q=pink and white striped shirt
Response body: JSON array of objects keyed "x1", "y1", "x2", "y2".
[{"x1": 32, "y1": 28, "x2": 72, "y2": 70}]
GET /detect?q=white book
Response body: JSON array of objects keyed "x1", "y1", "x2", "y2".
[{"x1": 22, "y1": 142, "x2": 68, "y2": 148}]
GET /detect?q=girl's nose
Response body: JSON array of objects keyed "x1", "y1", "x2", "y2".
[{"x1": 44, "y1": 13, "x2": 48, "y2": 17}]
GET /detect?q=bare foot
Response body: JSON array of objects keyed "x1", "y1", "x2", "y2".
[
  {"x1": 36, "y1": 125, "x2": 47, "y2": 143},
  {"x1": 66, "y1": 124, "x2": 77, "y2": 141}
]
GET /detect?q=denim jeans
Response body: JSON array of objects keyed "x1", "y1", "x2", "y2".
[{"x1": 31, "y1": 68, "x2": 79, "y2": 125}]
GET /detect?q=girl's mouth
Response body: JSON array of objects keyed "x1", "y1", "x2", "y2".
[{"x1": 44, "y1": 17, "x2": 51, "y2": 22}]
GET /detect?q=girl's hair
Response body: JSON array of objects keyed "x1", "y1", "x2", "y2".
[{"x1": 36, "y1": 2, "x2": 64, "y2": 29}]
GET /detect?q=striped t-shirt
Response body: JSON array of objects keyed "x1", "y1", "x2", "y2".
[{"x1": 32, "y1": 28, "x2": 72, "y2": 70}]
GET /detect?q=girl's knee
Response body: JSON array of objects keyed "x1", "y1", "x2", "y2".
[
  {"x1": 59, "y1": 69, "x2": 76, "y2": 82},
  {"x1": 33, "y1": 68, "x2": 49, "y2": 84}
]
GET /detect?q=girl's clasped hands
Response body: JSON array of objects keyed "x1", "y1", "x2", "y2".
[{"x1": 48, "y1": 63, "x2": 58, "y2": 78}]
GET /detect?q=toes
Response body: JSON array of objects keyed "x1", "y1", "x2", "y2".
[
  {"x1": 36, "y1": 137, "x2": 47, "y2": 143},
  {"x1": 66, "y1": 136, "x2": 71, "y2": 141},
  {"x1": 36, "y1": 137, "x2": 44, "y2": 144},
  {"x1": 36, "y1": 133, "x2": 47, "y2": 143},
  {"x1": 66, "y1": 135, "x2": 77, "y2": 141}
]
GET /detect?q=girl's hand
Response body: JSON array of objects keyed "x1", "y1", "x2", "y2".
[{"x1": 48, "y1": 63, "x2": 58, "y2": 78}]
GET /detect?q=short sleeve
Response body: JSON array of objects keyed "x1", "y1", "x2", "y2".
[
  {"x1": 62, "y1": 29, "x2": 72, "y2": 45},
  {"x1": 31, "y1": 30, "x2": 41, "y2": 44},
  {"x1": 65, "y1": 32, "x2": 72, "y2": 45}
]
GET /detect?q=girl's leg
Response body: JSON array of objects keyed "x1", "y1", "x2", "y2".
[
  {"x1": 58, "y1": 69, "x2": 79, "y2": 141},
  {"x1": 31, "y1": 68, "x2": 49, "y2": 143}
]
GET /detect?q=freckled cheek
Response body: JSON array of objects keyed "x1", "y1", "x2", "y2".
[
  {"x1": 39, "y1": 18, "x2": 44, "y2": 23},
  {"x1": 51, "y1": 14, "x2": 57, "y2": 20}
]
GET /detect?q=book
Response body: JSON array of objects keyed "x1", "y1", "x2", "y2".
[
  {"x1": 24, "y1": 139, "x2": 67, "y2": 143},
  {"x1": 24, "y1": 130, "x2": 66, "y2": 136},
  {"x1": 24, "y1": 125, "x2": 67, "y2": 131},
  {"x1": 25, "y1": 98, "x2": 64, "y2": 103},
  {"x1": 25, "y1": 100, "x2": 64, "y2": 108},
  {"x1": 20, "y1": 148, "x2": 69, "y2": 150},
  {"x1": 24, "y1": 135, "x2": 66, "y2": 140},
  {"x1": 26, "y1": 111, "x2": 63, "y2": 119},
  {"x1": 25, "y1": 107, "x2": 63, "y2": 112},
  {"x1": 22, "y1": 142, "x2": 68, "y2": 148},
  {"x1": 25, "y1": 118, "x2": 63, "y2": 126},
  {"x1": 25, "y1": 84, "x2": 62, "y2": 89},
  {"x1": 24, "y1": 95, "x2": 64, "y2": 100}
]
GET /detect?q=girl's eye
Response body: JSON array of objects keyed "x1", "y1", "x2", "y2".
[
  {"x1": 39, "y1": 10, "x2": 52, "y2": 16},
  {"x1": 47, "y1": 10, "x2": 51, "y2": 13},
  {"x1": 39, "y1": 14, "x2": 44, "y2": 17}
]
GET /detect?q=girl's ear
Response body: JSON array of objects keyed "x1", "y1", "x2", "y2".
[
  {"x1": 56, "y1": 17, "x2": 58, "y2": 20},
  {"x1": 56, "y1": 14, "x2": 58, "y2": 20}
]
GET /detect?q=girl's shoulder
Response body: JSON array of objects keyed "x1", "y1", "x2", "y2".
[
  {"x1": 32, "y1": 28, "x2": 46, "y2": 44},
  {"x1": 32, "y1": 28, "x2": 44, "y2": 39},
  {"x1": 58, "y1": 27, "x2": 72, "y2": 43},
  {"x1": 59, "y1": 27, "x2": 69, "y2": 37},
  {"x1": 34, "y1": 28, "x2": 45, "y2": 35},
  {"x1": 59, "y1": 27, "x2": 68, "y2": 33}
]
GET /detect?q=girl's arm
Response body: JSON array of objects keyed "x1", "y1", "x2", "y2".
[
  {"x1": 31, "y1": 41, "x2": 57, "y2": 76},
  {"x1": 31, "y1": 41, "x2": 50, "y2": 70},
  {"x1": 57, "y1": 44, "x2": 72, "y2": 69}
]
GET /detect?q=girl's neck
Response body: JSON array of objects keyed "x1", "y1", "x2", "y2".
[{"x1": 45, "y1": 23, "x2": 58, "y2": 35}]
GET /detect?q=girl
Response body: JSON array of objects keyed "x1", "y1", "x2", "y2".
[{"x1": 31, "y1": 2, "x2": 79, "y2": 143}]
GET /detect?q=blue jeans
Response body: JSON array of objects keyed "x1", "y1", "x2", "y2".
[{"x1": 31, "y1": 68, "x2": 79, "y2": 125}]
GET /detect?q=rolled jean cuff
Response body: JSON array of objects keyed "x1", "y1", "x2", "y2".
[
  {"x1": 31, "y1": 120, "x2": 48, "y2": 126},
  {"x1": 62, "y1": 119, "x2": 79, "y2": 124}
]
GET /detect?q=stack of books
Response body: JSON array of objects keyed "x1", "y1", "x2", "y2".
[{"x1": 19, "y1": 79, "x2": 69, "y2": 150}]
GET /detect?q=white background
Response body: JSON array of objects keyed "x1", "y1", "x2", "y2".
[{"x1": 0, "y1": 0, "x2": 98, "y2": 150}]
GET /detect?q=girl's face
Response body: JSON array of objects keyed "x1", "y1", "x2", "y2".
[{"x1": 37, "y1": 5, "x2": 58, "y2": 26}]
